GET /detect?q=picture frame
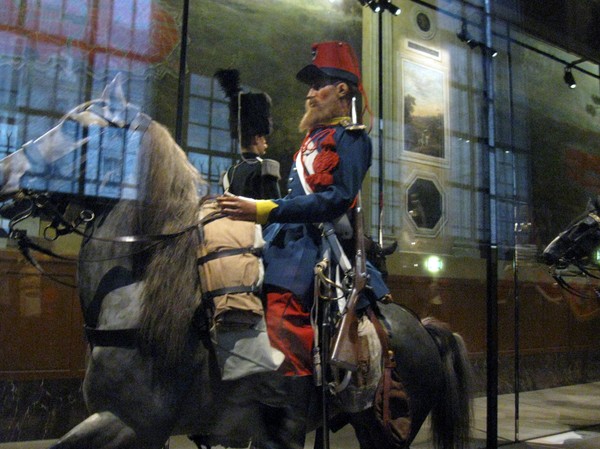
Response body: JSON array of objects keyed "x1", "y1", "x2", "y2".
[{"x1": 401, "y1": 59, "x2": 447, "y2": 160}]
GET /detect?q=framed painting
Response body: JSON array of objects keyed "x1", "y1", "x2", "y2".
[{"x1": 402, "y1": 59, "x2": 446, "y2": 159}]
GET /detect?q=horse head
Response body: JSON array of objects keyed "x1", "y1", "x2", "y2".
[
  {"x1": 0, "y1": 74, "x2": 155, "y2": 200},
  {"x1": 0, "y1": 74, "x2": 206, "y2": 367},
  {"x1": 542, "y1": 196, "x2": 600, "y2": 268}
]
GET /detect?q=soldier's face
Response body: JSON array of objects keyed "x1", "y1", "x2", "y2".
[
  {"x1": 307, "y1": 80, "x2": 339, "y2": 106},
  {"x1": 255, "y1": 135, "x2": 268, "y2": 156},
  {"x1": 299, "y1": 80, "x2": 344, "y2": 131}
]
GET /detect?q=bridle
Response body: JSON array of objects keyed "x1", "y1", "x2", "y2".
[
  {"x1": 4, "y1": 190, "x2": 221, "y2": 287},
  {"x1": 551, "y1": 265, "x2": 600, "y2": 301},
  {"x1": 548, "y1": 212, "x2": 600, "y2": 301}
]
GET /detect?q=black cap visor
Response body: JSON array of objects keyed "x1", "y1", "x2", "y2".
[{"x1": 296, "y1": 64, "x2": 359, "y2": 86}]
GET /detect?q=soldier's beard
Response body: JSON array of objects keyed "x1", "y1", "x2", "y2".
[{"x1": 299, "y1": 94, "x2": 344, "y2": 132}]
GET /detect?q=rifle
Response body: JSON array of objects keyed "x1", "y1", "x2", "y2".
[{"x1": 329, "y1": 193, "x2": 367, "y2": 372}]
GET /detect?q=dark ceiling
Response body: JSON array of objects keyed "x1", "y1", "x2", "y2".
[{"x1": 493, "y1": 0, "x2": 600, "y2": 65}]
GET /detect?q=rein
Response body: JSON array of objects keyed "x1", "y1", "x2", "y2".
[
  {"x1": 6, "y1": 191, "x2": 225, "y2": 285},
  {"x1": 33, "y1": 191, "x2": 202, "y2": 245},
  {"x1": 551, "y1": 266, "x2": 600, "y2": 301}
]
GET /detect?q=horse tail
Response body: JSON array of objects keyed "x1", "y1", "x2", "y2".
[{"x1": 422, "y1": 317, "x2": 473, "y2": 449}]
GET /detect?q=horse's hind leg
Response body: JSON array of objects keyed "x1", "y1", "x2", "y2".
[
  {"x1": 47, "y1": 411, "x2": 162, "y2": 449},
  {"x1": 348, "y1": 408, "x2": 394, "y2": 449}
]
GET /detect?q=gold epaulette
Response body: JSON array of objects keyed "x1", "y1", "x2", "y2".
[{"x1": 338, "y1": 117, "x2": 366, "y2": 131}]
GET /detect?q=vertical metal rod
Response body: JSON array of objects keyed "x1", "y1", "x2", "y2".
[
  {"x1": 484, "y1": 1, "x2": 498, "y2": 448},
  {"x1": 506, "y1": 23, "x2": 521, "y2": 443},
  {"x1": 321, "y1": 299, "x2": 331, "y2": 449},
  {"x1": 174, "y1": 0, "x2": 190, "y2": 146},
  {"x1": 377, "y1": 10, "x2": 384, "y2": 245}
]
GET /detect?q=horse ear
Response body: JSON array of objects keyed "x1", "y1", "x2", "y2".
[
  {"x1": 87, "y1": 73, "x2": 145, "y2": 128},
  {"x1": 100, "y1": 73, "x2": 128, "y2": 110},
  {"x1": 382, "y1": 240, "x2": 398, "y2": 256}
]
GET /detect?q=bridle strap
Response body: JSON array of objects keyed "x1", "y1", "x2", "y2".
[
  {"x1": 552, "y1": 272, "x2": 600, "y2": 301},
  {"x1": 84, "y1": 326, "x2": 140, "y2": 348},
  {"x1": 13, "y1": 190, "x2": 209, "y2": 245},
  {"x1": 575, "y1": 262, "x2": 600, "y2": 280},
  {"x1": 6, "y1": 192, "x2": 219, "y2": 287},
  {"x1": 14, "y1": 232, "x2": 78, "y2": 288}
]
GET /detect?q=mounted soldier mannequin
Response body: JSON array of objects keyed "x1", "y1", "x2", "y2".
[
  {"x1": 0, "y1": 73, "x2": 473, "y2": 449},
  {"x1": 217, "y1": 40, "x2": 390, "y2": 449}
]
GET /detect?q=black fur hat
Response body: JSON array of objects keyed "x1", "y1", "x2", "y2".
[
  {"x1": 215, "y1": 69, "x2": 272, "y2": 145},
  {"x1": 239, "y1": 92, "x2": 272, "y2": 141}
]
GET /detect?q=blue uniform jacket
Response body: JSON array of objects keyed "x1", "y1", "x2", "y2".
[{"x1": 262, "y1": 123, "x2": 389, "y2": 306}]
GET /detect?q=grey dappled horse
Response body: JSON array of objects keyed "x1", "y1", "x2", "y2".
[{"x1": 0, "y1": 76, "x2": 472, "y2": 449}]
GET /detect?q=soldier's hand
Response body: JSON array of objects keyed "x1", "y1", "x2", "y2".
[{"x1": 217, "y1": 194, "x2": 257, "y2": 222}]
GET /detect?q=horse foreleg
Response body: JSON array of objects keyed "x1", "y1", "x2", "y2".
[{"x1": 47, "y1": 411, "x2": 164, "y2": 449}]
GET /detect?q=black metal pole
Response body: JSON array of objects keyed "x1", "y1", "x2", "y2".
[
  {"x1": 505, "y1": 23, "x2": 521, "y2": 443},
  {"x1": 320, "y1": 299, "x2": 331, "y2": 449},
  {"x1": 314, "y1": 260, "x2": 331, "y2": 449},
  {"x1": 174, "y1": 0, "x2": 190, "y2": 146},
  {"x1": 484, "y1": 1, "x2": 498, "y2": 448},
  {"x1": 377, "y1": 9, "x2": 384, "y2": 245}
]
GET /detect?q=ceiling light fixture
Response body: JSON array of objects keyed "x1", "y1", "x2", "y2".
[
  {"x1": 562, "y1": 59, "x2": 587, "y2": 89},
  {"x1": 358, "y1": 0, "x2": 401, "y2": 15},
  {"x1": 368, "y1": 1, "x2": 381, "y2": 13},
  {"x1": 457, "y1": 20, "x2": 498, "y2": 58},
  {"x1": 457, "y1": 20, "x2": 474, "y2": 45},
  {"x1": 383, "y1": 0, "x2": 401, "y2": 15},
  {"x1": 564, "y1": 66, "x2": 576, "y2": 89}
]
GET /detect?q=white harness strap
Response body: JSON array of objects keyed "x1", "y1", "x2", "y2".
[
  {"x1": 295, "y1": 151, "x2": 314, "y2": 194},
  {"x1": 222, "y1": 170, "x2": 230, "y2": 192},
  {"x1": 295, "y1": 150, "x2": 352, "y2": 273}
]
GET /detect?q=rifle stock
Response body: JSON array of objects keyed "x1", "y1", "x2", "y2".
[
  {"x1": 329, "y1": 193, "x2": 367, "y2": 371},
  {"x1": 329, "y1": 275, "x2": 365, "y2": 371}
]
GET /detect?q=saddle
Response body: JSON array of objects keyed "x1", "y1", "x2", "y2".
[{"x1": 329, "y1": 306, "x2": 411, "y2": 448}]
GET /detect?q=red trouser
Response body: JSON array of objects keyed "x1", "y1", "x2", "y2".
[{"x1": 265, "y1": 289, "x2": 314, "y2": 376}]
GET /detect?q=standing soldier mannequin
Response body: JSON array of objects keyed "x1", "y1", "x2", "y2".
[
  {"x1": 216, "y1": 69, "x2": 282, "y2": 200},
  {"x1": 218, "y1": 41, "x2": 389, "y2": 449}
]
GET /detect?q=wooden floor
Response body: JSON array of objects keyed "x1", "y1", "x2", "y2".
[{"x1": 2, "y1": 382, "x2": 599, "y2": 449}]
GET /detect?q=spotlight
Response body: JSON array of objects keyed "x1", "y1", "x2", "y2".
[
  {"x1": 564, "y1": 66, "x2": 576, "y2": 89},
  {"x1": 479, "y1": 43, "x2": 498, "y2": 57},
  {"x1": 382, "y1": 0, "x2": 401, "y2": 15},
  {"x1": 368, "y1": 1, "x2": 381, "y2": 12},
  {"x1": 458, "y1": 22, "x2": 498, "y2": 57},
  {"x1": 359, "y1": 0, "x2": 400, "y2": 14},
  {"x1": 457, "y1": 21, "x2": 474, "y2": 45}
]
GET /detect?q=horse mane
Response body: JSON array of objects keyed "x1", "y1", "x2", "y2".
[{"x1": 135, "y1": 120, "x2": 205, "y2": 366}]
